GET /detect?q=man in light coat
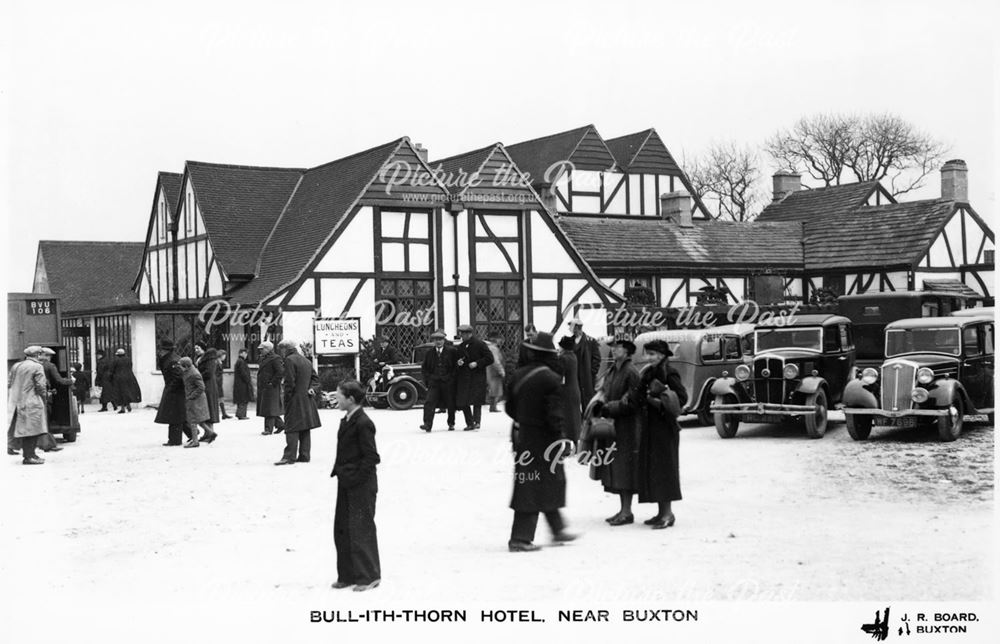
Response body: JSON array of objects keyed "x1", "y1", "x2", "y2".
[{"x1": 7, "y1": 346, "x2": 50, "y2": 464}]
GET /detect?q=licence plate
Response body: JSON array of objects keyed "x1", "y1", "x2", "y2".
[
  {"x1": 882, "y1": 417, "x2": 917, "y2": 428},
  {"x1": 748, "y1": 414, "x2": 784, "y2": 424}
]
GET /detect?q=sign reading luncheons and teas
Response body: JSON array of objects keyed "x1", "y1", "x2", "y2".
[{"x1": 314, "y1": 318, "x2": 360, "y2": 355}]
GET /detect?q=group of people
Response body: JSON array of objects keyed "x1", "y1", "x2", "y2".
[
  {"x1": 504, "y1": 324, "x2": 687, "y2": 551},
  {"x1": 93, "y1": 348, "x2": 142, "y2": 413},
  {"x1": 7, "y1": 345, "x2": 72, "y2": 463},
  {"x1": 418, "y1": 324, "x2": 499, "y2": 432}
]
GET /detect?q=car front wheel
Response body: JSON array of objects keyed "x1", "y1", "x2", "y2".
[
  {"x1": 937, "y1": 394, "x2": 964, "y2": 442},
  {"x1": 713, "y1": 395, "x2": 740, "y2": 439},
  {"x1": 387, "y1": 381, "x2": 418, "y2": 411},
  {"x1": 803, "y1": 389, "x2": 828, "y2": 438},
  {"x1": 844, "y1": 413, "x2": 872, "y2": 441}
]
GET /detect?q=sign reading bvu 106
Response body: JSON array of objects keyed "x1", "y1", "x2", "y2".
[
  {"x1": 314, "y1": 318, "x2": 360, "y2": 355},
  {"x1": 27, "y1": 299, "x2": 56, "y2": 315}
]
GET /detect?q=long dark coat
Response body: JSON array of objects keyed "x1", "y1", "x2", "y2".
[
  {"x1": 196, "y1": 349, "x2": 220, "y2": 423},
  {"x1": 454, "y1": 336, "x2": 494, "y2": 407},
  {"x1": 181, "y1": 366, "x2": 211, "y2": 425},
  {"x1": 505, "y1": 362, "x2": 567, "y2": 513},
  {"x1": 331, "y1": 408, "x2": 380, "y2": 486},
  {"x1": 110, "y1": 355, "x2": 142, "y2": 405},
  {"x1": 96, "y1": 356, "x2": 114, "y2": 405},
  {"x1": 256, "y1": 352, "x2": 284, "y2": 417},
  {"x1": 558, "y1": 352, "x2": 582, "y2": 441},
  {"x1": 233, "y1": 357, "x2": 255, "y2": 404},
  {"x1": 282, "y1": 351, "x2": 321, "y2": 433},
  {"x1": 573, "y1": 333, "x2": 601, "y2": 408},
  {"x1": 154, "y1": 351, "x2": 187, "y2": 425},
  {"x1": 215, "y1": 361, "x2": 225, "y2": 402},
  {"x1": 592, "y1": 357, "x2": 641, "y2": 493},
  {"x1": 635, "y1": 359, "x2": 687, "y2": 503}
]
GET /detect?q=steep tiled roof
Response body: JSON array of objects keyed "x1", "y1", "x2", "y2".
[
  {"x1": 158, "y1": 171, "x2": 183, "y2": 215},
  {"x1": 757, "y1": 182, "x2": 881, "y2": 222},
  {"x1": 805, "y1": 199, "x2": 957, "y2": 270},
  {"x1": 605, "y1": 130, "x2": 650, "y2": 169},
  {"x1": 558, "y1": 217, "x2": 803, "y2": 268},
  {"x1": 35, "y1": 241, "x2": 145, "y2": 313},
  {"x1": 231, "y1": 139, "x2": 406, "y2": 304},
  {"x1": 433, "y1": 144, "x2": 498, "y2": 198},
  {"x1": 506, "y1": 124, "x2": 614, "y2": 184},
  {"x1": 186, "y1": 161, "x2": 305, "y2": 277}
]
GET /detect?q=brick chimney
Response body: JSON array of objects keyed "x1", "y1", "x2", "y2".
[
  {"x1": 940, "y1": 159, "x2": 968, "y2": 202},
  {"x1": 661, "y1": 191, "x2": 693, "y2": 227},
  {"x1": 772, "y1": 171, "x2": 801, "y2": 202},
  {"x1": 414, "y1": 143, "x2": 428, "y2": 163}
]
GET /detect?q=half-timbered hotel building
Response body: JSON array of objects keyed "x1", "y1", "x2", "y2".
[{"x1": 33, "y1": 127, "x2": 994, "y2": 402}]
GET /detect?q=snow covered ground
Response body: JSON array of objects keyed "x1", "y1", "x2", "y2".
[{"x1": 1, "y1": 402, "x2": 993, "y2": 641}]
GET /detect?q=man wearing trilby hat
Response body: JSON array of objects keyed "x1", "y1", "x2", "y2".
[
  {"x1": 567, "y1": 316, "x2": 601, "y2": 410},
  {"x1": 419, "y1": 329, "x2": 457, "y2": 432},
  {"x1": 505, "y1": 332, "x2": 576, "y2": 551},
  {"x1": 256, "y1": 340, "x2": 286, "y2": 435},
  {"x1": 453, "y1": 324, "x2": 494, "y2": 431}
]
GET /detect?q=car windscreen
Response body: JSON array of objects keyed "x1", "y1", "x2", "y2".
[
  {"x1": 885, "y1": 327, "x2": 962, "y2": 357},
  {"x1": 754, "y1": 327, "x2": 822, "y2": 353}
]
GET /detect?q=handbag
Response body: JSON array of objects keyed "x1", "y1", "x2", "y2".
[
  {"x1": 649, "y1": 378, "x2": 682, "y2": 419},
  {"x1": 581, "y1": 396, "x2": 616, "y2": 441}
]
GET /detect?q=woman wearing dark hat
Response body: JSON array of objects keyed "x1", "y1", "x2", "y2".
[
  {"x1": 591, "y1": 338, "x2": 641, "y2": 525},
  {"x1": 194, "y1": 342, "x2": 221, "y2": 425},
  {"x1": 155, "y1": 339, "x2": 192, "y2": 445},
  {"x1": 633, "y1": 339, "x2": 687, "y2": 528},
  {"x1": 505, "y1": 332, "x2": 575, "y2": 551},
  {"x1": 557, "y1": 336, "x2": 582, "y2": 441},
  {"x1": 109, "y1": 347, "x2": 142, "y2": 413}
]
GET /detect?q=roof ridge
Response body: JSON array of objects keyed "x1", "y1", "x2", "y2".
[
  {"x1": 306, "y1": 137, "x2": 407, "y2": 173},
  {"x1": 506, "y1": 124, "x2": 594, "y2": 149},
  {"x1": 186, "y1": 160, "x2": 307, "y2": 172},
  {"x1": 429, "y1": 142, "x2": 499, "y2": 166},
  {"x1": 254, "y1": 173, "x2": 306, "y2": 278},
  {"x1": 40, "y1": 240, "x2": 145, "y2": 246},
  {"x1": 795, "y1": 180, "x2": 877, "y2": 194}
]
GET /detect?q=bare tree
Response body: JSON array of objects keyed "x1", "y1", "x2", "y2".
[
  {"x1": 766, "y1": 112, "x2": 948, "y2": 196},
  {"x1": 688, "y1": 142, "x2": 765, "y2": 222}
]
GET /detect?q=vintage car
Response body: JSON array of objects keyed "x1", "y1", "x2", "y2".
[
  {"x1": 842, "y1": 315, "x2": 994, "y2": 441},
  {"x1": 838, "y1": 291, "x2": 974, "y2": 370},
  {"x1": 631, "y1": 325, "x2": 753, "y2": 425},
  {"x1": 365, "y1": 342, "x2": 435, "y2": 410},
  {"x1": 710, "y1": 314, "x2": 856, "y2": 439}
]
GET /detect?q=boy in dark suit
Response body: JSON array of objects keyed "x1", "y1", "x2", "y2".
[{"x1": 419, "y1": 329, "x2": 457, "y2": 432}]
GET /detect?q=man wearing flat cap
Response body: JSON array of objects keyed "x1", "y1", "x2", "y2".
[
  {"x1": 454, "y1": 324, "x2": 494, "y2": 431},
  {"x1": 256, "y1": 340, "x2": 286, "y2": 435},
  {"x1": 154, "y1": 338, "x2": 192, "y2": 446},
  {"x1": 7, "y1": 346, "x2": 50, "y2": 464},
  {"x1": 420, "y1": 329, "x2": 457, "y2": 432},
  {"x1": 567, "y1": 317, "x2": 601, "y2": 411}
]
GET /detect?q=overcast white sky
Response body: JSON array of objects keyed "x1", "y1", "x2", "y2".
[{"x1": 3, "y1": 0, "x2": 997, "y2": 291}]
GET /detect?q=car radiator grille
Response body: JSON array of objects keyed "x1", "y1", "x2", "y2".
[
  {"x1": 753, "y1": 357, "x2": 785, "y2": 404},
  {"x1": 881, "y1": 362, "x2": 916, "y2": 412}
]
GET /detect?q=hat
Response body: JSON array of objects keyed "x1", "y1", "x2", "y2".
[
  {"x1": 41, "y1": 347, "x2": 56, "y2": 355},
  {"x1": 613, "y1": 339, "x2": 637, "y2": 355},
  {"x1": 523, "y1": 332, "x2": 558, "y2": 353},
  {"x1": 23, "y1": 345, "x2": 43, "y2": 356},
  {"x1": 158, "y1": 339, "x2": 175, "y2": 351},
  {"x1": 568, "y1": 317, "x2": 584, "y2": 327},
  {"x1": 457, "y1": 324, "x2": 474, "y2": 333},
  {"x1": 115, "y1": 348, "x2": 126, "y2": 356},
  {"x1": 643, "y1": 339, "x2": 673, "y2": 357},
  {"x1": 557, "y1": 335, "x2": 575, "y2": 350},
  {"x1": 430, "y1": 329, "x2": 447, "y2": 339},
  {"x1": 258, "y1": 340, "x2": 274, "y2": 350},
  {"x1": 177, "y1": 356, "x2": 194, "y2": 369}
]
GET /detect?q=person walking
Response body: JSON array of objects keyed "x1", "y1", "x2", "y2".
[
  {"x1": 274, "y1": 340, "x2": 321, "y2": 466},
  {"x1": 454, "y1": 324, "x2": 494, "y2": 431},
  {"x1": 505, "y1": 332, "x2": 576, "y2": 552},
  {"x1": 71, "y1": 362, "x2": 90, "y2": 414},
  {"x1": 485, "y1": 334, "x2": 506, "y2": 413},
  {"x1": 557, "y1": 336, "x2": 583, "y2": 442},
  {"x1": 568, "y1": 318, "x2": 601, "y2": 411},
  {"x1": 330, "y1": 380, "x2": 381, "y2": 591},
  {"x1": 591, "y1": 339, "x2": 641, "y2": 526},
  {"x1": 257, "y1": 341, "x2": 285, "y2": 435},
  {"x1": 634, "y1": 340, "x2": 687, "y2": 529},
  {"x1": 7, "y1": 346, "x2": 50, "y2": 464},
  {"x1": 95, "y1": 349, "x2": 115, "y2": 412},
  {"x1": 216, "y1": 349, "x2": 232, "y2": 420},
  {"x1": 154, "y1": 339, "x2": 193, "y2": 446},
  {"x1": 177, "y1": 357, "x2": 216, "y2": 447},
  {"x1": 232, "y1": 348, "x2": 255, "y2": 420},
  {"x1": 37, "y1": 347, "x2": 70, "y2": 452},
  {"x1": 194, "y1": 343, "x2": 220, "y2": 425},
  {"x1": 109, "y1": 348, "x2": 142, "y2": 413},
  {"x1": 419, "y1": 330, "x2": 457, "y2": 432}
]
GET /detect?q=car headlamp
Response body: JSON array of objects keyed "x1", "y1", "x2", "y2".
[
  {"x1": 911, "y1": 388, "x2": 929, "y2": 403},
  {"x1": 782, "y1": 364, "x2": 799, "y2": 380},
  {"x1": 861, "y1": 368, "x2": 879, "y2": 385},
  {"x1": 916, "y1": 367, "x2": 934, "y2": 385},
  {"x1": 735, "y1": 365, "x2": 751, "y2": 381}
]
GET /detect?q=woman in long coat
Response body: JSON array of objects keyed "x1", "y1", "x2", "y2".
[
  {"x1": 109, "y1": 348, "x2": 142, "y2": 413},
  {"x1": 485, "y1": 337, "x2": 506, "y2": 412},
  {"x1": 634, "y1": 340, "x2": 687, "y2": 529},
  {"x1": 155, "y1": 340, "x2": 191, "y2": 445},
  {"x1": 177, "y1": 357, "x2": 215, "y2": 447},
  {"x1": 557, "y1": 336, "x2": 582, "y2": 441},
  {"x1": 194, "y1": 343, "x2": 220, "y2": 424},
  {"x1": 592, "y1": 339, "x2": 641, "y2": 526}
]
